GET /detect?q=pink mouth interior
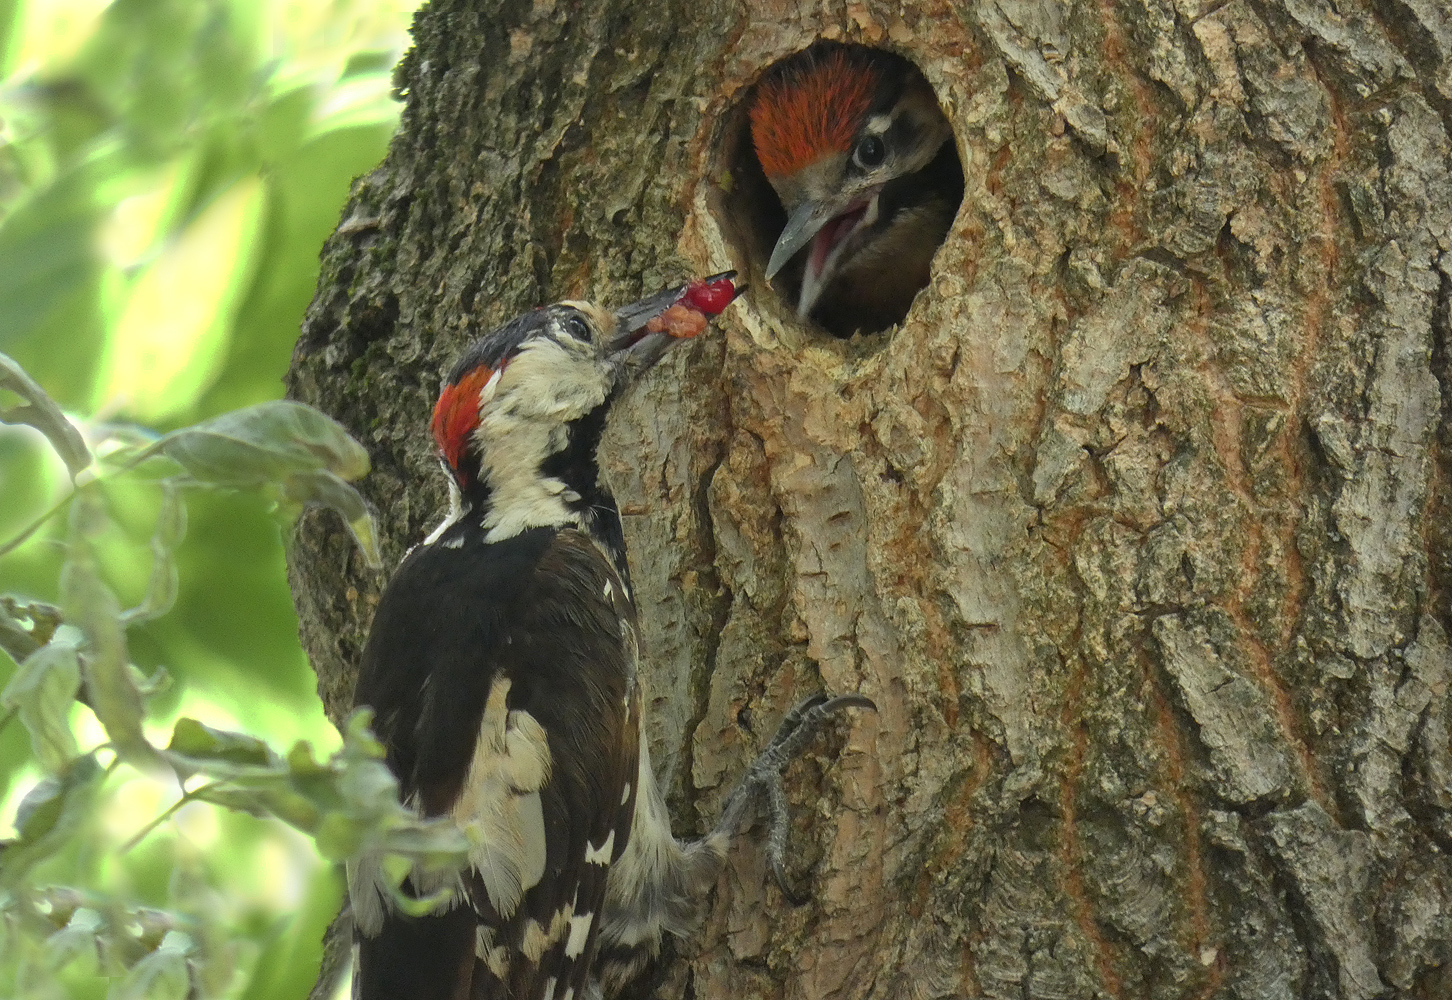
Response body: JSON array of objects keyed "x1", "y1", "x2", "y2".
[{"x1": 808, "y1": 204, "x2": 868, "y2": 280}]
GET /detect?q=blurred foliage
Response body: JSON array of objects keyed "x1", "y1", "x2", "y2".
[{"x1": 0, "y1": 0, "x2": 430, "y2": 995}]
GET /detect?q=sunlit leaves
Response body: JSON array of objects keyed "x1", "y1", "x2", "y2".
[
  {"x1": 59, "y1": 490, "x2": 154, "y2": 768},
  {"x1": 149, "y1": 400, "x2": 369, "y2": 486},
  {"x1": 11, "y1": 887, "x2": 223, "y2": 1000},
  {"x1": 0, "y1": 2, "x2": 422, "y2": 995},
  {"x1": 0, "y1": 597, "x2": 62, "y2": 665},
  {"x1": 1, "y1": 637, "x2": 81, "y2": 773},
  {"x1": 283, "y1": 468, "x2": 383, "y2": 569},
  {"x1": 143, "y1": 400, "x2": 381, "y2": 567},
  {"x1": 163, "y1": 710, "x2": 467, "y2": 874},
  {"x1": 94, "y1": 176, "x2": 268, "y2": 421},
  {"x1": 0, "y1": 351, "x2": 90, "y2": 476},
  {"x1": 3, "y1": 755, "x2": 104, "y2": 885},
  {"x1": 107, "y1": 930, "x2": 192, "y2": 1000},
  {"x1": 120, "y1": 481, "x2": 185, "y2": 627}
]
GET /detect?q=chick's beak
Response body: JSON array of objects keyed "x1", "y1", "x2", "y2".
[
  {"x1": 765, "y1": 200, "x2": 839, "y2": 280},
  {"x1": 766, "y1": 192, "x2": 878, "y2": 318}
]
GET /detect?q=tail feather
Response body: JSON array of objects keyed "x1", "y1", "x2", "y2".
[{"x1": 354, "y1": 907, "x2": 481, "y2": 1000}]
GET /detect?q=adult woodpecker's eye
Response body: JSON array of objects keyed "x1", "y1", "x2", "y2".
[
  {"x1": 563, "y1": 314, "x2": 592, "y2": 343},
  {"x1": 854, "y1": 134, "x2": 886, "y2": 168}
]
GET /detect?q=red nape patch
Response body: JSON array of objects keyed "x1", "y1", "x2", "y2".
[
  {"x1": 430, "y1": 364, "x2": 495, "y2": 471},
  {"x1": 750, "y1": 48, "x2": 881, "y2": 179}
]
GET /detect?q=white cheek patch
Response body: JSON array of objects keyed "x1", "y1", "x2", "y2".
[
  {"x1": 472, "y1": 338, "x2": 614, "y2": 543},
  {"x1": 477, "y1": 367, "x2": 503, "y2": 411},
  {"x1": 451, "y1": 677, "x2": 552, "y2": 920},
  {"x1": 497, "y1": 338, "x2": 610, "y2": 420}
]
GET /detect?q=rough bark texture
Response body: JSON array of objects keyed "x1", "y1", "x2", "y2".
[{"x1": 285, "y1": 2, "x2": 1452, "y2": 998}]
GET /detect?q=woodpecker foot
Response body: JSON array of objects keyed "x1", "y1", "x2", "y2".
[{"x1": 721, "y1": 693, "x2": 876, "y2": 905}]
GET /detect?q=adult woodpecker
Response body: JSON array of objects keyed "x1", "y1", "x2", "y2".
[
  {"x1": 750, "y1": 42, "x2": 963, "y2": 335},
  {"x1": 348, "y1": 274, "x2": 873, "y2": 1000}
]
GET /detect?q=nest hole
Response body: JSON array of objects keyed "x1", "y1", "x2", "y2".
[{"x1": 711, "y1": 42, "x2": 964, "y2": 340}]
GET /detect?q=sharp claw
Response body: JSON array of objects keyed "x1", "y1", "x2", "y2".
[
  {"x1": 716, "y1": 691, "x2": 872, "y2": 905},
  {"x1": 761, "y1": 693, "x2": 829, "y2": 751},
  {"x1": 764, "y1": 778, "x2": 808, "y2": 904},
  {"x1": 820, "y1": 693, "x2": 877, "y2": 714}
]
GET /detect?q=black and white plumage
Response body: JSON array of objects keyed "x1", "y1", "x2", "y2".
[{"x1": 347, "y1": 281, "x2": 872, "y2": 1000}]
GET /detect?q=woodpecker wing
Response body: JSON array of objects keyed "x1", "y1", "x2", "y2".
[{"x1": 352, "y1": 523, "x2": 641, "y2": 1000}]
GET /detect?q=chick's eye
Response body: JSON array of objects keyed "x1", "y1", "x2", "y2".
[{"x1": 855, "y1": 135, "x2": 886, "y2": 168}]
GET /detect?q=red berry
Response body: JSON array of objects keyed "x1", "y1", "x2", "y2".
[{"x1": 683, "y1": 276, "x2": 736, "y2": 315}]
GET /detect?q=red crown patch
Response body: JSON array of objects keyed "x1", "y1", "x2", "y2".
[{"x1": 750, "y1": 49, "x2": 881, "y2": 179}]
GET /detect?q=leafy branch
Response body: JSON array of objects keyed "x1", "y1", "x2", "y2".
[{"x1": 0, "y1": 355, "x2": 448, "y2": 995}]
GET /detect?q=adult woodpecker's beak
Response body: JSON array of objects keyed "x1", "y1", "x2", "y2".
[
  {"x1": 606, "y1": 271, "x2": 741, "y2": 374},
  {"x1": 766, "y1": 194, "x2": 876, "y2": 318}
]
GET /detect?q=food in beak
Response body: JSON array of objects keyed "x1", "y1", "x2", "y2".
[
  {"x1": 609, "y1": 271, "x2": 744, "y2": 353},
  {"x1": 643, "y1": 274, "x2": 743, "y2": 339}
]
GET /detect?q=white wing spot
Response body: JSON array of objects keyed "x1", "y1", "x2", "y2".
[
  {"x1": 475, "y1": 926, "x2": 511, "y2": 978},
  {"x1": 442, "y1": 534, "x2": 465, "y2": 549},
  {"x1": 603, "y1": 579, "x2": 614, "y2": 600},
  {"x1": 562, "y1": 989, "x2": 575, "y2": 1000},
  {"x1": 565, "y1": 910, "x2": 594, "y2": 958},
  {"x1": 451, "y1": 678, "x2": 553, "y2": 920},
  {"x1": 542, "y1": 978, "x2": 558, "y2": 1000},
  {"x1": 584, "y1": 830, "x2": 615, "y2": 866},
  {"x1": 620, "y1": 782, "x2": 631, "y2": 805},
  {"x1": 520, "y1": 905, "x2": 572, "y2": 961}
]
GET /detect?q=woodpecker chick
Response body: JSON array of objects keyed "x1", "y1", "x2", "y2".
[
  {"x1": 348, "y1": 274, "x2": 873, "y2": 1000},
  {"x1": 750, "y1": 43, "x2": 963, "y2": 335}
]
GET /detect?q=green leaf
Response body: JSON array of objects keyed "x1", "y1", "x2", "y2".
[
  {"x1": 280, "y1": 468, "x2": 382, "y2": 568},
  {"x1": 166, "y1": 718, "x2": 274, "y2": 769},
  {"x1": 0, "y1": 597, "x2": 63, "y2": 665},
  {"x1": 1, "y1": 637, "x2": 81, "y2": 773},
  {"x1": 60, "y1": 490, "x2": 156, "y2": 767},
  {"x1": 135, "y1": 400, "x2": 381, "y2": 567},
  {"x1": 389, "y1": 881, "x2": 456, "y2": 917},
  {"x1": 120, "y1": 481, "x2": 186, "y2": 626},
  {"x1": 147, "y1": 400, "x2": 369, "y2": 486},
  {"x1": 41, "y1": 906, "x2": 106, "y2": 975},
  {"x1": 191, "y1": 781, "x2": 322, "y2": 831},
  {"x1": 0, "y1": 351, "x2": 91, "y2": 476},
  {"x1": 2, "y1": 755, "x2": 103, "y2": 883},
  {"x1": 106, "y1": 929, "x2": 192, "y2": 1000},
  {"x1": 130, "y1": 662, "x2": 172, "y2": 698}
]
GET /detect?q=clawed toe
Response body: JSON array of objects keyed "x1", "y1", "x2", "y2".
[
  {"x1": 726, "y1": 691, "x2": 875, "y2": 903},
  {"x1": 759, "y1": 692, "x2": 877, "y2": 768}
]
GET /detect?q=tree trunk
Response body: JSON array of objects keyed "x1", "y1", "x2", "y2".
[{"x1": 285, "y1": 2, "x2": 1452, "y2": 998}]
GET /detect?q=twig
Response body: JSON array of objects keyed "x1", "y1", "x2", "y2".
[{"x1": 119, "y1": 780, "x2": 223, "y2": 853}]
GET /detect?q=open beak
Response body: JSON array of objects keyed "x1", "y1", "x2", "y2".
[
  {"x1": 766, "y1": 201, "x2": 840, "y2": 280},
  {"x1": 606, "y1": 271, "x2": 741, "y2": 373},
  {"x1": 766, "y1": 195, "x2": 876, "y2": 318}
]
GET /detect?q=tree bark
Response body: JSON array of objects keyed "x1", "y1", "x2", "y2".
[{"x1": 285, "y1": 2, "x2": 1452, "y2": 998}]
